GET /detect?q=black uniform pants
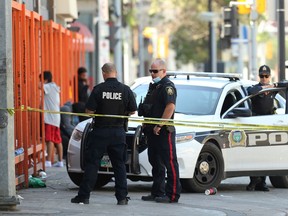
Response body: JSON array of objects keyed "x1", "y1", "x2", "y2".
[
  {"x1": 78, "y1": 127, "x2": 127, "y2": 201},
  {"x1": 146, "y1": 128, "x2": 181, "y2": 201},
  {"x1": 249, "y1": 176, "x2": 267, "y2": 186}
]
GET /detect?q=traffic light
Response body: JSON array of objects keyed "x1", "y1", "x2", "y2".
[
  {"x1": 222, "y1": 6, "x2": 239, "y2": 39},
  {"x1": 237, "y1": 0, "x2": 266, "y2": 15},
  {"x1": 237, "y1": 0, "x2": 251, "y2": 15},
  {"x1": 256, "y1": 0, "x2": 266, "y2": 14}
]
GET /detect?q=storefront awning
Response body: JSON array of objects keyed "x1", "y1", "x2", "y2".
[{"x1": 71, "y1": 21, "x2": 95, "y2": 52}]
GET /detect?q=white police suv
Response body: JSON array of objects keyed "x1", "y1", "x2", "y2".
[{"x1": 66, "y1": 72, "x2": 288, "y2": 192}]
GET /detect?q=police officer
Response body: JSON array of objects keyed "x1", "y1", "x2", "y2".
[
  {"x1": 139, "y1": 58, "x2": 181, "y2": 203},
  {"x1": 246, "y1": 65, "x2": 276, "y2": 192},
  {"x1": 71, "y1": 63, "x2": 137, "y2": 205}
]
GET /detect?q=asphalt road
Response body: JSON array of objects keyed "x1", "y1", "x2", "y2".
[{"x1": 1, "y1": 166, "x2": 288, "y2": 216}]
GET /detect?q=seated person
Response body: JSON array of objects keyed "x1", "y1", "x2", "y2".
[
  {"x1": 72, "y1": 102, "x2": 90, "y2": 122},
  {"x1": 60, "y1": 101, "x2": 78, "y2": 159}
]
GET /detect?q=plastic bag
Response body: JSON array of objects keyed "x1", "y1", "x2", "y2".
[{"x1": 28, "y1": 177, "x2": 46, "y2": 188}]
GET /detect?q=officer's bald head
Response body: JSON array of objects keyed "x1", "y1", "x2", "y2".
[
  {"x1": 150, "y1": 58, "x2": 167, "y2": 79},
  {"x1": 102, "y1": 63, "x2": 117, "y2": 74},
  {"x1": 101, "y1": 63, "x2": 117, "y2": 79},
  {"x1": 151, "y1": 58, "x2": 167, "y2": 70}
]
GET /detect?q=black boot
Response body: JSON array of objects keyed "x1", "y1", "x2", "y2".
[
  {"x1": 255, "y1": 176, "x2": 269, "y2": 191},
  {"x1": 246, "y1": 176, "x2": 261, "y2": 191}
]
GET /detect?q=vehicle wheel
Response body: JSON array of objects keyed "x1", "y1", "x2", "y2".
[
  {"x1": 67, "y1": 167, "x2": 111, "y2": 188},
  {"x1": 181, "y1": 143, "x2": 224, "y2": 193},
  {"x1": 80, "y1": 122, "x2": 92, "y2": 170},
  {"x1": 269, "y1": 176, "x2": 288, "y2": 188},
  {"x1": 67, "y1": 171, "x2": 83, "y2": 187},
  {"x1": 94, "y1": 174, "x2": 112, "y2": 188}
]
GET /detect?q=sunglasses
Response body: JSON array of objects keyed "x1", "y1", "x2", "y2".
[
  {"x1": 259, "y1": 75, "x2": 270, "y2": 78},
  {"x1": 149, "y1": 69, "x2": 164, "y2": 74}
]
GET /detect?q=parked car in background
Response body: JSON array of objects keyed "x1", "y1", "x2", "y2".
[{"x1": 66, "y1": 72, "x2": 288, "y2": 192}]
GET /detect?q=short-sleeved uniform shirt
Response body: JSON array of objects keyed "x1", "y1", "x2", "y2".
[
  {"x1": 86, "y1": 78, "x2": 137, "y2": 126},
  {"x1": 146, "y1": 76, "x2": 177, "y2": 119},
  {"x1": 247, "y1": 82, "x2": 276, "y2": 115}
]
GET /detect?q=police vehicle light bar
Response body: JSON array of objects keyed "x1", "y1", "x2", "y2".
[{"x1": 166, "y1": 71, "x2": 241, "y2": 80}]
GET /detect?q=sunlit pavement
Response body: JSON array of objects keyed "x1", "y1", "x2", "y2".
[{"x1": 1, "y1": 165, "x2": 288, "y2": 216}]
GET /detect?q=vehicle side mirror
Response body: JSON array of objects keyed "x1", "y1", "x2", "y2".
[{"x1": 225, "y1": 107, "x2": 252, "y2": 118}]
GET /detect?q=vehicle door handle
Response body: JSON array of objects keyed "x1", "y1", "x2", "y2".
[{"x1": 274, "y1": 120, "x2": 287, "y2": 125}]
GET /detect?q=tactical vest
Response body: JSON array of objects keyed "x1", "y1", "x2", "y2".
[
  {"x1": 140, "y1": 79, "x2": 175, "y2": 118},
  {"x1": 94, "y1": 82, "x2": 126, "y2": 127}
]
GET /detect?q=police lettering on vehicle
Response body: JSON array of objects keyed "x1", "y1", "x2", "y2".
[
  {"x1": 228, "y1": 130, "x2": 288, "y2": 147},
  {"x1": 102, "y1": 92, "x2": 122, "y2": 100},
  {"x1": 247, "y1": 132, "x2": 288, "y2": 146}
]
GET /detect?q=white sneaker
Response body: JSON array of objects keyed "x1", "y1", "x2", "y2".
[
  {"x1": 45, "y1": 161, "x2": 52, "y2": 167},
  {"x1": 53, "y1": 161, "x2": 64, "y2": 167}
]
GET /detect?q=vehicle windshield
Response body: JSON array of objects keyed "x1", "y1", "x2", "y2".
[{"x1": 133, "y1": 84, "x2": 221, "y2": 115}]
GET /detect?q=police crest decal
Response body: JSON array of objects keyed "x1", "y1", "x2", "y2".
[{"x1": 228, "y1": 130, "x2": 247, "y2": 147}]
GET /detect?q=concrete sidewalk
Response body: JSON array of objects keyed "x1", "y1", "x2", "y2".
[
  {"x1": 1, "y1": 166, "x2": 288, "y2": 215},
  {"x1": 0, "y1": 166, "x2": 227, "y2": 216}
]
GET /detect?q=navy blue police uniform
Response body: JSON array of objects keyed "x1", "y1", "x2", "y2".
[
  {"x1": 246, "y1": 82, "x2": 276, "y2": 191},
  {"x1": 141, "y1": 76, "x2": 181, "y2": 202},
  {"x1": 77, "y1": 78, "x2": 137, "y2": 203},
  {"x1": 247, "y1": 83, "x2": 277, "y2": 115}
]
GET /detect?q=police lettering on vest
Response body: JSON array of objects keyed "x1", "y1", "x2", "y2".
[{"x1": 102, "y1": 92, "x2": 122, "y2": 100}]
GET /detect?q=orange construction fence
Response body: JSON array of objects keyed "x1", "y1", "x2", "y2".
[{"x1": 12, "y1": 2, "x2": 85, "y2": 188}]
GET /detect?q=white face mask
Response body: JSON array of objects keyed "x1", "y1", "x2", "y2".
[{"x1": 152, "y1": 77, "x2": 161, "y2": 83}]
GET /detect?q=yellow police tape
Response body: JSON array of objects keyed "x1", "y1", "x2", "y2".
[{"x1": 1, "y1": 106, "x2": 288, "y2": 131}]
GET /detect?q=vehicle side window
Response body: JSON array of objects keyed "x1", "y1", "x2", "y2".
[
  {"x1": 221, "y1": 93, "x2": 236, "y2": 116},
  {"x1": 274, "y1": 97, "x2": 281, "y2": 109},
  {"x1": 133, "y1": 84, "x2": 149, "y2": 106},
  {"x1": 234, "y1": 90, "x2": 244, "y2": 104},
  {"x1": 221, "y1": 90, "x2": 245, "y2": 116},
  {"x1": 274, "y1": 94, "x2": 285, "y2": 114}
]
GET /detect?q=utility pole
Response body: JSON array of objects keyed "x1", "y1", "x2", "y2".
[
  {"x1": 138, "y1": 0, "x2": 145, "y2": 77},
  {"x1": 277, "y1": 0, "x2": 286, "y2": 81},
  {"x1": 208, "y1": 0, "x2": 213, "y2": 72},
  {"x1": 249, "y1": 0, "x2": 258, "y2": 80},
  {"x1": 0, "y1": 0, "x2": 19, "y2": 210},
  {"x1": 231, "y1": 0, "x2": 257, "y2": 79},
  {"x1": 114, "y1": 0, "x2": 123, "y2": 82},
  {"x1": 97, "y1": 0, "x2": 110, "y2": 84},
  {"x1": 200, "y1": 11, "x2": 218, "y2": 73}
]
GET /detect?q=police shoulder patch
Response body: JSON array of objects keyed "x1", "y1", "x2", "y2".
[{"x1": 166, "y1": 86, "x2": 174, "y2": 96}]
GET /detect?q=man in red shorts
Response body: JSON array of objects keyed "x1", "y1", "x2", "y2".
[{"x1": 40, "y1": 71, "x2": 63, "y2": 167}]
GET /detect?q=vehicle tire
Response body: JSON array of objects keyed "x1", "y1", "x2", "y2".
[
  {"x1": 67, "y1": 171, "x2": 83, "y2": 187},
  {"x1": 94, "y1": 174, "x2": 112, "y2": 188},
  {"x1": 67, "y1": 171, "x2": 111, "y2": 189},
  {"x1": 181, "y1": 143, "x2": 224, "y2": 193},
  {"x1": 80, "y1": 122, "x2": 92, "y2": 170},
  {"x1": 67, "y1": 165, "x2": 111, "y2": 188},
  {"x1": 269, "y1": 176, "x2": 288, "y2": 188}
]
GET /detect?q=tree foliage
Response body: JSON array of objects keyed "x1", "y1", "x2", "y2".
[{"x1": 149, "y1": 0, "x2": 230, "y2": 66}]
